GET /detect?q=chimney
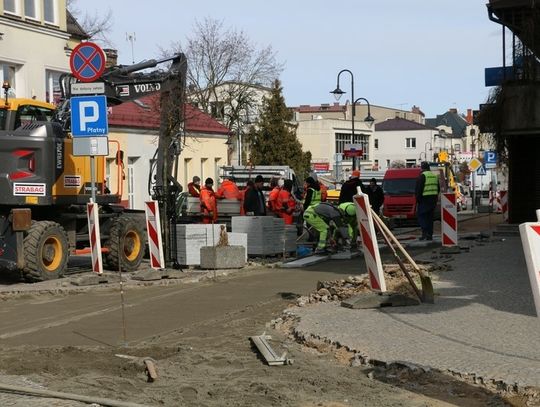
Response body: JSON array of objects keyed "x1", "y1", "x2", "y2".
[
  {"x1": 103, "y1": 48, "x2": 118, "y2": 68},
  {"x1": 466, "y1": 108, "x2": 473, "y2": 124},
  {"x1": 449, "y1": 108, "x2": 458, "y2": 114}
]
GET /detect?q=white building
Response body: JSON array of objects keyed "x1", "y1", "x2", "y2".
[{"x1": 374, "y1": 118, "x2": 440, "y2": 170}]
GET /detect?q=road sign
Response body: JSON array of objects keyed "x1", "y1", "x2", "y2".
[
  {"x1": 468, "y1": 157, "x2": 482, "y2": 172},
  {"x1": 69, "y1": 42, "x2": 106, "y2": 83},
  {"x1": 476, "y1": 165, "x2": 487, "y2": 176},
  {"x1": 71, "y1": 82, "x2": 105, "y2": 95},
  {"x1": 71, "y1": 95, "x2": 108, "y2": 137},
  {"x1": 484, "y1": 150, "x2": 497, "y2": 169},
  {"x1": 344, "y1": 144, "x2": 363, "y2": 158}
]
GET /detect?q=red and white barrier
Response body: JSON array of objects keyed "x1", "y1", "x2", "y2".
[
  {"x1": 354, "y1": 192, "x2": 386, "y2": 292},
  {"x1": 499, "y1": 190, "x2": 508, "y2": 221},
  {"x1": 441, "y1": 193, "x2": 458, "y2": 247},
  {"x1": 519, "y1": 222, "x2": 540, "y2": 317},
  {"x1": 86, "y1": 201, "x2": 103, "y2": 275},
  {"x1": 145, "y1": 200, "x2": 165, "y2": 269}
]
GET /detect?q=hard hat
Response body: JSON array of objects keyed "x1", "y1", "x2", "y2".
[{"x1": 350, "y1": 170, "x2": 360, "y2": 178}]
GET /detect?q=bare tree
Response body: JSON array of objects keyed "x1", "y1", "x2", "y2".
[
  {"x1": 67, "y1": 0, "x2": 113, "y2": 46},
  {"x1": 167, "y1": 17, "x2": 283, "y2": 134}
]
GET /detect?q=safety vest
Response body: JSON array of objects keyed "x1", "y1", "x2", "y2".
[
  {"x1": 422, "y1": 171, "x2": 439, "y2": 196},
  {"x1": 306, "y1": 188, "x2": 322, "y2": 208}
]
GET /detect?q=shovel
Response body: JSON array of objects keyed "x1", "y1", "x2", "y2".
[{"x1": 370, "y1": 210, "x2": 435, "y2": 304}]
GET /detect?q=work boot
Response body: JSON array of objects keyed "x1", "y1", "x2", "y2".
[
  {"x1": 314, "y1": 247, "x2": 329, "y2": 255},
  {"x1": 426, "y1": 235, "x2": 433, "y2": 241}
]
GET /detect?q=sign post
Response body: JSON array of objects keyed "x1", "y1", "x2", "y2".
[{"x1": 69, "y1": 42, "x2": 108, "y2": 203}]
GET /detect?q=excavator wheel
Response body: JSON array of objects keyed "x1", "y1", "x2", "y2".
[
  {"x1": 105, "y1": 216, "x2": 146, "y2": 272},
  {"x1": 23, "y1": 221, "x2": 69, "y2": 282}
]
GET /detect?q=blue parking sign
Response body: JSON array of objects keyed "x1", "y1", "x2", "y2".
[
  {"x1": 484, "y1": 150, "x2": 497, "y2": 169},
  {"x1": 71, "y1": 96, "x2": 108, "y2": 137}
]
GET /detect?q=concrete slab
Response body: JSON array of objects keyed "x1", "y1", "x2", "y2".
[
  {"x1": 440, "y1": 246, "x2": 461, "y2": 254},
  {"x1": 200, "y1": 245, "x2": 246, "y2": 269},
  {"x1": 281, "y1": 255, "x2": 329, "y2": 268},
  {"x1": 329, "y1": 250, "x2": 362, "y2": 260},
  {"x1": 131, "y1": 270, "x2": 163, "y2": 281},
  {"x1": 341, "y1": 292, "x2": 420, "y2": 309}
]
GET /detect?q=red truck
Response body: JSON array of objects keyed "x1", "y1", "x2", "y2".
[{"x1": 382, "y1": 167, "x2": 446, "y2": 224}]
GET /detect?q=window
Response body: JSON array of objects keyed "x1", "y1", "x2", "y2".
[
  {"x1": 335, "y1": 132, "x2": 370, "y2": 160},
  {"x1": 374, "y1": 138, "x2": 379, "y2": 149},
  {"x1": 43, "y1": 0, "x2": 57, "y2": 24},
  {"x1": 45, "y1": 69, "x2": 63, "y2": 104},
  {"x1": 24, "y1": 0, "x2": 39, "y2": 19},
  {"x1": 406, "y1": 159, "x2": 416, "y2": 168},
  {"x1": 15, "y1": 104, "x2": 55, "y2": 128},
  {"x1": 210, "y1": 101, "x2": 225, "y2": 119},
  {"x1": 405, "y1": 137, "x2": 416, "y2": 148},
  {"x1": 0, "y1": 63, "x2": 17, "y2": 96},
  {"x1": 4, "y1": 0, "x2": 19, "y2": 14},
  {"x1": 386, "y1": 159, "x2": 390, "y2": 168}
]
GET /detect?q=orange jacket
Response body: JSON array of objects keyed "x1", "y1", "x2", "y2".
[
  {"x1": 267, "y1": 186, "x2": 281, "y2": 212},
  {"x1": 319, "y1": 182, "x2": 328, "y2": 202},
  {"x1": 215, "y1": 179, "x2": 241, "y2": 200},
  {"x1": 200, "y1": 186, "x2": 217, "y2": 222},
  {"x1": 276, "y1": 189, "x2": 296, "y2": 224}
]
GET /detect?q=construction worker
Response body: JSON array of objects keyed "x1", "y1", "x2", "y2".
[
  {"x1": 188, "y1": 176, "x2": 201, "y2": 197},
  {"x1": 244, "y1": 175, "x2": 266, "y2": 216},
  {"x1": 339, "y1": 170, "x2": 366, "y2": 204},
  {"x1": 338, "y1": 201, "x2": 359, "y2": 245},
  {"x1": 415, "y1": 161, "x2": 440, "y2": 240},
  {"x1": 304, "y1": 202, "x2": 350, "y2": 254},
  {"x1": 267, "y1": 177, "x2": 282, "y2": 215},
  {"x1": 276, "y1": 179, "x2": 296, "y2": 225},
  {"x1": 200, "y1": 177, "x2": 218, "y2": 224},
  {"x1": 303, "y1": 176, "x2": 322, "y2": 210},
  {"x1": 216, "y1": 176, "x2": 241, "y2": 200}
]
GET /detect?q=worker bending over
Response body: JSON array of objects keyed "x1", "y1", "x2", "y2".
[{"x1": 304, "y1": 202, "x2": 351, "y2": 254}]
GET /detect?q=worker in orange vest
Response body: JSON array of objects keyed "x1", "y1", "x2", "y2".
[
  {"x1": 276, "y1": 179, "x2": 296, "y2": 225},
  {"x1": 267, "y1": 177, "x2": 282, "y2": 215},
  {"x1": 200, "y1": 177, "x2": 218, "y2": 224},
  {"x1": 216, "y1": 176, "x2": 241, "y2": 200},
  {"x1": 319, "y1": 181, "x2": 328, "y2": 202}
]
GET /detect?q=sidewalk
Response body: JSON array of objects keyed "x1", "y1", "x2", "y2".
[{"x1": 289, "y1": 234, "x2": 540, "y2": 391}]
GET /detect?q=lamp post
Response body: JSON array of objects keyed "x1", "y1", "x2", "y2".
[
  {"x1": 419, "y1": 152, "x2": 426, "y2": 161},
  {"x1": 330, "y1": 70, "x2": 373, "y2": 170}
]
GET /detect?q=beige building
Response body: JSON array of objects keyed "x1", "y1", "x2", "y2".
[{"x1": 0, "y1": 0, "x2": 86, "y2": 102}]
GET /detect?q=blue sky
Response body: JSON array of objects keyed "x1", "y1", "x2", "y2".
[{"x1": 80, "y1": 0, "x2": 502, "y2": 118}]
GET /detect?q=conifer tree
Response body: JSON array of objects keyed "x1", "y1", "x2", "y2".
[{"x1": 247, "y1": 80, "x2": 312, "y2": 178}]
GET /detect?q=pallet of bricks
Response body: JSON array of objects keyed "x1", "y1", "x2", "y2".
[{"x1": 231, "y1": 216, "x2": 296, "y2": 258}]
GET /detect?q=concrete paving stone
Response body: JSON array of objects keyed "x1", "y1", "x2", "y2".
[{"x1": 290, "y1": 236, "x2": 540, "y2": 389}]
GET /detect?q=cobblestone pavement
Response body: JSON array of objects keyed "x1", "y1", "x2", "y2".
[{"x1": 290, "y1": 235, "x2": 540, "y2": 391}]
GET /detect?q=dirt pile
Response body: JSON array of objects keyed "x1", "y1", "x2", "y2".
[{"x1": 293, "y1": 262, "x2": 438, "y2": 307}]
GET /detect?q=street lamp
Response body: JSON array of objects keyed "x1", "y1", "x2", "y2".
[{"x1": 330, "y1": 69, "x2": 373, "y2": 170}]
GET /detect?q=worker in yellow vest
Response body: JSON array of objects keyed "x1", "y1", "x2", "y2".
[{"x1": 415, "y1": 162, "x2": 440, "y2": 240}]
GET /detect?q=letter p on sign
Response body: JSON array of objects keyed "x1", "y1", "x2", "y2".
[{"x1": 79, "y1": 101, "x2": 99, "y2": 132}]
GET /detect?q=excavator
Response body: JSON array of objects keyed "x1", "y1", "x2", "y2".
[{"x1": 0, "y1": 53, "x2": 187, "y2": 281}]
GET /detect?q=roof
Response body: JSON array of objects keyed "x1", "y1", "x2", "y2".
[
  {"x1": 425, "y1": 110, "x2": 468, "y2": 137},
  {"x1": 292, "y1": 103, "x2": 346, "y2": 113},
  {"x1": 108, "y1": 94, "x2": 231, "y2": 135},
  {"x1": 375, "y1": 117, "x2": 437, "y2": 131},
  {"x1": 66, "y1": 10, "x2": 89, "y2": 40}
]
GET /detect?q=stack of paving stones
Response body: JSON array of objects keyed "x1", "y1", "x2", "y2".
[
  {"x1": 232, "y1": 216, "x2": 288, "y2": 256},
  {"x1": 284, "y1": 224, "x2": 297, "y2": 253},
  {"x1": 175, "y1": 224, "x2": 247, "y2": 265}
]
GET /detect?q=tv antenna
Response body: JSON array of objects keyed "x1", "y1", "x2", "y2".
[{"x1": 126, "y1": 32, "x2": 136, "y2": 64}]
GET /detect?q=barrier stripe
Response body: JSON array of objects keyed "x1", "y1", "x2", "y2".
[
  {"x1": 145, "y1": 200, "x2": 165, "y2": 269},
  {"x1": 354, "y1": 193, "x2": 386, "y2": 292},
  {"x1": 441, "y1": 193, "x2": 458, "y2": 247},
  {"x1": 86, "y1": 202, "x2": 103, "y2": 275}
]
